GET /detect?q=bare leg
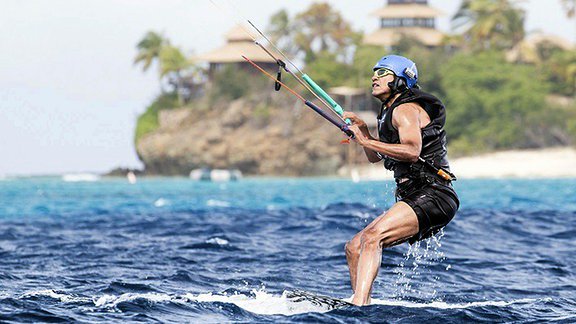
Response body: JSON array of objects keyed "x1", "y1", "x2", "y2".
[
  {"x1": 345, "y1": 232, "x2": 363, "y2": 292},
  {"x1": 351, "y1": 202, "x2": 419, "y2": 306}
]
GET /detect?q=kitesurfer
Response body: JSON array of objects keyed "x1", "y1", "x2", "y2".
[{"x1": 343, "y1": 55, "x2": 459, "y2": 306}]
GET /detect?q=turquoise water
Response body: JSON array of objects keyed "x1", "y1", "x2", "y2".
[{"x1": 0, "y1": 177, "x2": 574, "y2": 322}]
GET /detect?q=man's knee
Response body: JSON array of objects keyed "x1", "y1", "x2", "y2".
[
  {"x1": 360, "y1": 225, "x2": 394, "y2": 250},
  {"x1": 345, "y1": 234, "x2": 362, "y2": 257}
]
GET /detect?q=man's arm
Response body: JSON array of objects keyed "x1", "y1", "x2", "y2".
[
  {"x1": 349, "y1": 103, "x2": 422, "y2": 163},
  {"x1": 342, "y1": 112, "x2": 382, "y2": 163}
]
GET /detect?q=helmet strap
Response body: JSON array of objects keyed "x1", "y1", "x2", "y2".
[{"x1": 384, "y1": 77, "x2": 408, "y2": 106}]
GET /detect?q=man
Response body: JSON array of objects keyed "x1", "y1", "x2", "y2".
[{"x1": 342, "y1": 55, "x2": 459, "y2": 306}]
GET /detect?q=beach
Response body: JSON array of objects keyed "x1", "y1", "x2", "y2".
[{"x1": 343, "y1": 147, "x2": 576, "y2": 180}]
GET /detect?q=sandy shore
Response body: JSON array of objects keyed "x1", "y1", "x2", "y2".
[{"x1": 342, "y1": 147, "x2": 576, "y2": 180}]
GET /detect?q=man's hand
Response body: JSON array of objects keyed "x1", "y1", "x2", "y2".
[
  {"x1": 343, "y1": 111, "x2": 368, "y2": 131},
  {"x1": 349, "y1": 125, "x2": 370, "y2": 146}
]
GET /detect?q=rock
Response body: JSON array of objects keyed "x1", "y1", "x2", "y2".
[{"x1": 136, "y1": 96, "x2": 350, "y2": 176}]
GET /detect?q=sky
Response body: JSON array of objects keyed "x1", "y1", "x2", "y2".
[{"x1": 0, "y1": 0, "x2": 573, "y2": 176}]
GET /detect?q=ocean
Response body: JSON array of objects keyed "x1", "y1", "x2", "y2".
[{"x1": 0, "y1": 177, "x2": 574, "y2": 323}]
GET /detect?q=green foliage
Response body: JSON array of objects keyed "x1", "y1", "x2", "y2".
[
  {"x1": 349, "y1": 45, "x2": 385, "y2": 88},
  {"x1": 158, "y1": 45, "x2": 188, "y2": 78},
  {"x1": 134, "y1": 1, "x2": 576, "y2": 158},
  {"x1": 267, "y1": 9, "x2": 297, "y2": 57},
  {"x1": 452, "y1": 0, "x2": 525, "y2": 51},
  {"x1": 209, "y1": 65, "x2": 269, "y2": 102},
  {"x1": 210, "y1": 65, "x2": 250, "y2": 101},
  {"x1": 291, "y1": 2, "x2": 361, "y2": 63},
  {"x1": 134, "y1": 31, "x2": 166, "y2": 73},
  {"x1": 393, "y1": 39, "x2": 452, "y2": 96},
  {"x1": 305, "y1": 51, "x2": 354, "y2": 89},
  {"x1": 441, "y1": 52, "x2": 549, "y2": 154},
  {"x1": 135, "y1": 93, "x2": 178, "y2": 143},
  {"x1": 545, "y1": 49, "x2": 576, "y2": 96}
]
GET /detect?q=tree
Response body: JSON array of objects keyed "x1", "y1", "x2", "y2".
[
  {"x1": 452, "y1": 0, "x2": 525, "y2": 51},
  {"x1": 441, "y1": 52, "x2": 549, "y2": 154},
  {"x1": 158, "y1": 45, "x2": 191, "y2": 104},
  {"x1": 134, "y1": 31, "x2": 166, "y2": 73},
  {"x1": 266, "y1": 9, "x2": 297, "y2": 57},
  {"x1": 547, "y1": 50, "x2": 576, "y2": 96},
  {"x1": 291, "y1": 2, "x2": 361, "y2": 63}
]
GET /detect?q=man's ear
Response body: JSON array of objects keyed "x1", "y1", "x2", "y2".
[{"x1": 388, "y1": 77, "x2": 407, "y2": 92}]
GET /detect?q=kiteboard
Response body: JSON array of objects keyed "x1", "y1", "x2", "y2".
[{"x1": 285, "y1": 289, "x2": 353, "y2": 310}]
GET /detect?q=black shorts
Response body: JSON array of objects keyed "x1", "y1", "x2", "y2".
[{"x1": 395, "y1": 178, "x2": 459, "y2": 244}]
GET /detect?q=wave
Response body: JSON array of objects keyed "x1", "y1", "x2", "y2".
[
  {"x1": 206, "y1": 199, "x2": 231, "y2": 207},
  {"x1": 20, "y1": 290, "x2": 91, "y2": 304},
  {"x1": 16, "y1": 288, "x2": 548, "y2": 317},
  {"x1": 154, "y1": 198, "x2": 169, "y2": 207}
]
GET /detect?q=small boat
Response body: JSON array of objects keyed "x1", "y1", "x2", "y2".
[{"x1": 190, "y1": 168, "x2": 242, "y2": 182}]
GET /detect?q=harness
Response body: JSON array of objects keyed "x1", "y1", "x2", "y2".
[{"x1": 377, "y1": 88, "x2": 456, "y2": 183}]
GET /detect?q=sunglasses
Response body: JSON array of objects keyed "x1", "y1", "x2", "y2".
[{"x1": 373, "y1": 68, "x2": 395, "y2": 79}]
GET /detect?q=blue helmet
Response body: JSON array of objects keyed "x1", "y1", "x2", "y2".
[{"x1": 373, "y1": 55, "x2": 418, "y2": 88}]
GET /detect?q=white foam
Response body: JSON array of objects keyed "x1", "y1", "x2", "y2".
[
  {"x1": 369, "y1": 297, "x2": 545, "y2": 309},
  {"x1": 206, "y1": 237, "x2": 229, "y2": 246},
  {"x1": 183, "y1": 289, "x2": 329, "y2": 315},
  {"x1": 206, "y1": 199, "x2": 230, "y2": 207},
  {"x1": 154, "y1": 198, "x2": 169, "y2": 207},
  {"x1": 350, "y1": 211, "x2": 372, "y2": 219},
  {"x1": 17, "y1": 288, "x2": 550, "y2": 316},
  {"x1": 20, "y1": 289, "x2": 90, "y2": 303},
  {"x1": 94, "y1": 292, "x2": 172, "y2": 308}
]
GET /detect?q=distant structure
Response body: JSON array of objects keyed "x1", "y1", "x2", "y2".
[
  {"x1": 364, "y1": 0, "x2": 444, "y2": 48},
  {"x1": 506, "y1": 32, "x2": 574, "y2": 64},
  {"x1": 196, "y1": 25, "x2": 277, "y2": 78}
]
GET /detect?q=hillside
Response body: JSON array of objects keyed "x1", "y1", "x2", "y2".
[{"x1": 136, "y1": 93, "x2": 352, "y2": 176}]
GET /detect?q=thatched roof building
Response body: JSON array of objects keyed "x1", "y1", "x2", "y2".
[
  {"x1": 364, "y1": 0, "x2": 445, "y2": 47},
  {"x1": 196, "y1": 25, "x2": 277, "y2": 76}
]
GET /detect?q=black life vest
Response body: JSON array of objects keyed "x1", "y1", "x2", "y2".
[{"x1": 377, "y1": 88, "x2": 451, "y2": 179}]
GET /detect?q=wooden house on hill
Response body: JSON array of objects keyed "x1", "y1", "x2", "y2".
[{"x1": 364, "y1": 0, "x2": 444, "y2": 48}]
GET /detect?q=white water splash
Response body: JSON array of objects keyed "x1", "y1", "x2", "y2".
[
  {"x1": 206, "y1": 237, "x2": 229, "y2": 246},
  {"x1": 17, "y1": 288, "x2": 549, "y2": 316},
  {"x1": 370, "y1": 297, "x2": 546, "y2": 310},
  {"x1": 183, "y1": 289, "x2": 329, "y2": 315},
  {"x1": 391, "y1": 230, "x2": 448, "y2": 300},
  {"x1": 94, "y1": 292, "x2": 172, "y2": 308},
  {"x1": 154, "y1": 198, "x2": 169, "y2": 207},
  {"x1": 206, "y1": 199, "x2": 231, "y2": 207},
  {"x1": 20, "y1": 290, "x2": 91, "y2": 304},
  {"x1": 350, "y1": 210, "x2": 372, "y2": 219}
]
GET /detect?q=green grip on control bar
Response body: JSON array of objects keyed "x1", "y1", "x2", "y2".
[{"x1": 302, "y1": 74, "x2": 350, "y2": 124}]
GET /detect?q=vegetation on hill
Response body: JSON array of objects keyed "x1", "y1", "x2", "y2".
[{"x1": 134, "y1": 0, "x2": 576, "y2": 162}]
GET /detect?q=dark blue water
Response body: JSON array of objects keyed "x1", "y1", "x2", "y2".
[{"x1": 0, "y1": 177, "x2": 575, "y2": 322}]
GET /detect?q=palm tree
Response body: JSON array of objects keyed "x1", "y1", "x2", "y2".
[
  {"x1": 134, "y1": 31, "x2": 166, "y2": 72},
  {"x1": 452, "y1": 0, "x2": 525, "y2": 51},
  {"x1": 159, "y1": 45, "x2": 190, "y2": 104}
]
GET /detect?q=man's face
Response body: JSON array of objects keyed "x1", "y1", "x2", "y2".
[{"x1": 371, "y1": 68, "x2": 395, "y2": 100}]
